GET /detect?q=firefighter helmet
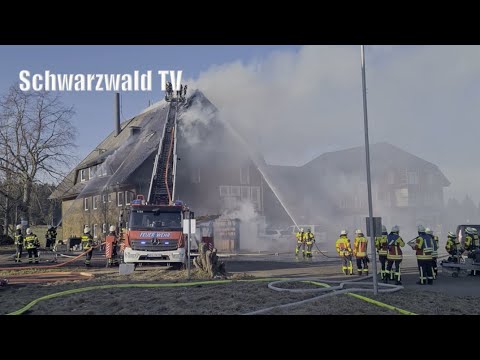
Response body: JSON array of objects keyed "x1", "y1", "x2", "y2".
[
  {"x1": 355, "y1": 229, "x2": 362, "y2": 234},
  {"x1": 307, "y1": 228, "x2": 311, "y2": 232},
  {"x1": 417, "y1": 225, "x2": 426, "y2": 233},
  {"x1": 26, "y1": 228, "x2": 32, "y2": 235},
  {"x1": 391, "y1": 225, "x2": 399, "y2": 233},
  {"x1": 340, "y1": 230, "x2": 348, "y2": 235},
  {"x1": 447, "y1": 231, "x2": 456, "y2": 238},
  {"x1": 300, "y1": 228, "x2": 304, "y2": 232},
  {"x1": 425, "y1": 227, "x2": 433, "y2": 235},
  {"x1": 16, "y1": 224, "x2": 22, "y2": 230},
  {"x1": 109, "y1": 225, "x2": 116, "y2": 232},
  {"x1": 84, "y1": 225, "x2": 90, "y2": 234},
  {"x1": 466, "y1": 227, "x2": 473, "y2": 235},
  {"x1": 472, "y1": 228, "x2": 478, "y2": 235}
]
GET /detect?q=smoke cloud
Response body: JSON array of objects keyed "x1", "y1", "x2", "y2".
[{"x1": 191, "y1": 45, "x2": 480, "y2": 206}]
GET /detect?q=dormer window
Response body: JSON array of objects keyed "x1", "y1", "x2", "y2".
[
  {"x1": 80, "y1": 169, "x2": 87, "y2": 182},
  {"x1": 89, "y1": 166, "x2": 97, "y2": 179}
]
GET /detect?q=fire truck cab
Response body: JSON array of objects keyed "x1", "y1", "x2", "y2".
[{"x1": 122, "y1": 199, "x2": 188, "y2": 268}]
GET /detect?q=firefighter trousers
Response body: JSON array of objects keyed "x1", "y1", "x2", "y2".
[
  {"x1": 378, "y1": 255, "x2": 387, "y2": 279},
  {"x1": 386, "y1": 259, "x2": 402, "y2": 283},
  {"x1": 305, "y1": 242, "x2": 314, "y2": 258},
  {"x1": 85, "y1": 248, "x2": 93, "y2": 266},
  {"x1": 15, "y1": 244, "x2": 23, "y2": 262},
  {"x1": 432, "y1": 257, "x2": 438, "y2": 278},
  {"x1": 417, "y1": 259, "x2": 433, "y2": 284},
  {"x1": 108, "y1": 246, "x2": 119, "y2": 266},
  {"x1": 295, "y1": 242, "x2": 305, "y2": 256},
  {"x1": 27, "y1": 248, "x2": 39, "y2": 263},
  {"x1": 356, "y1": 257, "x2": 368, "y2": 275},
  {"x1": 342, "y1": 255, "x2": 353, "y2": 275}
]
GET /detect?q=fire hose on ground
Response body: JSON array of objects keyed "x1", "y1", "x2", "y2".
[
  {"x1": 245, "y1": 275, "x2": 414, "y2": 315},
  {"x1": 5, "y1": 276, "x2": 415, "y2": 316},
  {"x1": 0, "y1": 242, "x2": 106, "y2": 272}
]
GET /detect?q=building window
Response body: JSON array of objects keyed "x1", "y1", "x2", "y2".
[
  {"x1": 98, "y1": 164, "x2": 108, "y2": 178},
  {"x1": 340, "y1": 199, "x2": 347, "y2": 209},
  {"x1": 102, "y1": 223, "x2": 107, "y2": 234},
  {"x1": 224, "y1": 196, "x2": 237, "y2": 209},
  {"x1": 117, "y1": 192, "x2": 124, "y2": 207},
  {"x1": 93, "y1": 224, "x2": 98, "y2": 239},
  {"x1": 102, "y1": 194, "x2": 107, "y2": 204},
  {"x1": 93, "y1": 195, "x2": 98, "y2": 210},
  {"x1": 407, "y1": 171, "x2": 419, "y2": 185},
  {"x1": 241, "y1": 186, "x2": 250, "y2": 200},
  {"x1": 251, "y1": 187, "x2": 260, "y2": 204},
  {"x1": 387, "y1": 171, "x2": 395, "y2": 185},
  {"x1": 219, "y1": 186, "x2": 229, "y2": 197},
  {"x1": 191, "y1": 168, "x2": 201, "y2": 184},
  {"x1": 108, "y1": 194, "x2": 112, "y2": 203},
  {"x1": 80, "y1": 169, "x2": 87, "y2": 182},
  {"x1": 240, "y1": 166, "x2": 250, "y2": 185},
  {"x1": 84, "y1": 197, "x2": 89, "y2": 211},
  {"x1": 427, "y1": 174, "x2": 434, "y2": 185},
  {"x1": 125, "y1": 191, "x2": 134, "y2": 205},
  {"x1": 230, "y1": 186, "x2": 241, "y2": 197},
  {"x1": 89, "y1": 166, "x2": 97, "y2": 179}
]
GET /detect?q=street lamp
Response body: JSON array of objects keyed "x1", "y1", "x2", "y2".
[{"x1": 361, "y1": 45, "x2": 378, "y2": 295}]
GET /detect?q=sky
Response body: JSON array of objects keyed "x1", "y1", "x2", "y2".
[{"x1": 0, "y1": 45, "x2": 478, "y2": 203}]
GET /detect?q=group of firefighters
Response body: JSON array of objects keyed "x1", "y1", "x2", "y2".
[
  {"x1": 165, "y1": 82, "x2": 188, "y2": 101},
  {"x1": 13, "y1": 224, "x2": 121, "y2": 267},
  {"x1": 329, "y1": 224, "x2": 479, "y2": 285},
  {"x1": 14, "y1": 225, "x2": 57, "y2": 263}
]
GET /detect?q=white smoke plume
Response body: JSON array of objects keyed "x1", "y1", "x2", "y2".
[{"x1": 190, "y1": 45, "x2": 480, "y2": 206}]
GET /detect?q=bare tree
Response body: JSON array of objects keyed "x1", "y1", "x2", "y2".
[{"x1": 0, "y1": 85, "x2": 77, "y2": 224}]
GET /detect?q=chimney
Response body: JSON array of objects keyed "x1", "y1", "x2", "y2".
[
  {"x1": 114, "y1": 92, "x2": 120, "y2": 136},
  {"x1": 129, "y1": 126, "x2": 141, "y2": 137}
]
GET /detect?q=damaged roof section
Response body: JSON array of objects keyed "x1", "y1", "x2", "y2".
[
  {"x1": 50, "y1": 89, "x2": 220, "y2": 201},
  {"x1": 49, "y1": 101, "x2": 170, "y2": 200}
]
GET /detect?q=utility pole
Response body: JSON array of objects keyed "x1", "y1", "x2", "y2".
[
  {"x1": 187, "y1": 210, "x2": 192, "y2": 279},
  {"x1": 361, "y1": 45, "x2": 378, "y2": 295}
]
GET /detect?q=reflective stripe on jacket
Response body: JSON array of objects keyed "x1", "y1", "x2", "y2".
[
  {"x1": 354, "y1": 236, "x2": 367, "y2": 258},
  {"x1": 387, "y1": 233, "x2": 404, "y2": 260}
]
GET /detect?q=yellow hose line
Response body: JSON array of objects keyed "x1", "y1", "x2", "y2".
[
  {"x1": 346, "y1": 292, "x2": 417, "y2": 315},
  {"x1": 307, "y1": 281, "x2": 417, "y2": 315},
  {"x1": 7, "y1": 277, "x2": 416, "y2": 316},
  {"x1": 7, "y1": 278, "x2": 284, "y2": 315}
]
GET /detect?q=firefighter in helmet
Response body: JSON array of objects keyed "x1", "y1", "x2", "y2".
[
  {"x1": 24, "y1": 228, "x2": 40, "y2": 264},
  {"x1": 295, "y1": 227, "x2": 306, "y2": 257},
  {"x1": 305, "y1": 228, "x2": 315, "y2": 258},
  {"x1": 464, "y1": 227, "x2": 479, "y2": 276},
  {"x1": 82, "y1": 225, "x2": 94, "y2": 267},
  {"x1": 414, "y1": 225, "x2": 434, "y2": 285},
  {"x1": 45, "y1": 225, "x2": 57, "y2": 250},
  {"x1": 445, "y1": 231, "x2": 461, "y2": 263},
  {"x1": 385, "y1": 225, "x2": 404, "y2": 285},
  {"x1": 375, "y1": 225, "x2": 388, "y2": 279},
  {"x1": 14, "y1": 224, "x2": 23, "y2": 263},
  {"x1": 107, "y1": 225, "x2": 120, "y2": 267},
  {"x1": 353, "y1": 229, "x2": 368, "y2": 275},
  {"x1": 336, "y1": 230, "x2": 353, "y2": 275},
  {"x1": 425, "y1": 227, "x2": 439, "y2": 279}
]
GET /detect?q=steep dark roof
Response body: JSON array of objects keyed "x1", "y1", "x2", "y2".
[
  {"x1": 50, "y1": 90, "x2": 218, "y2": 200},
  {"x1": 303, "y1": 142, "x2": 450, "y2": 186},
  {"x1": 50, "y1": 102, "x2": 169, "y2": 199}
]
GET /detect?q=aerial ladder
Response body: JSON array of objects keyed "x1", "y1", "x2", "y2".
[{"x1": 147, "y1": 100, "x2": 179, "y2": 205}]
